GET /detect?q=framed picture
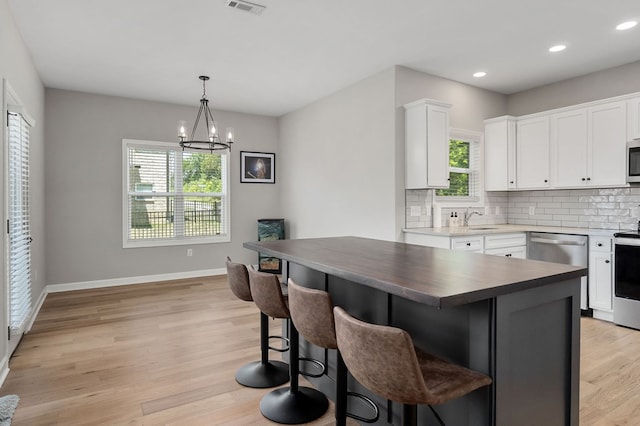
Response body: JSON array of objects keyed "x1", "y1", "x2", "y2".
[{"x1": 240, "y1": 151, "x2": 275, "y2": 183}]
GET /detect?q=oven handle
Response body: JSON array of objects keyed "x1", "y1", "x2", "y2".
[
  {"x1": 615, "y1": 238, "x2": 640, "y2": 247},
  {"x1": 530, "y1": 238, "x2": 586, "y2": 246}
]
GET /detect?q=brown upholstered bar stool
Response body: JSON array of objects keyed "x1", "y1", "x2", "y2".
[
  {"x1": 225, "y1": 257, "x2": 289, "y2": 388},
  {"x1": 287, "y1": 279, "x2": 379, "y2": 426},
  {"x1": 333, "y1": 306, "x2": 493, "y2": 426},
  {"x1": 248, "y1": 267, "x2": 329, "y2": 424}
]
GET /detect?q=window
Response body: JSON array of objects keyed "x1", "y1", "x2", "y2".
[
  {"x1": 123, "y1": 139, "x2": 230, "y2": 247},
  {"x1": 436, "y1": 132, "x2": 481, "y2": 200}
]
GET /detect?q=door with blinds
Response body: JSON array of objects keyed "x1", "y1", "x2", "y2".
[{"x1": 6, "y1": 101, "x2": 33, "y2": 355}]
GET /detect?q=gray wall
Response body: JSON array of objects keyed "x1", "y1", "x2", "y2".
[
  {"x1": 45, "y1": 88, "x2": 280, "y2": 285},
  {"x1": 1, "y1": 0, "x2": 46, "y2": 361},
  {"x1": 279, "y1": 67, "x2": 398, "y2": 241},
  {"x1": 507, "y1": 60, "x2": 640, "y2": 116}
]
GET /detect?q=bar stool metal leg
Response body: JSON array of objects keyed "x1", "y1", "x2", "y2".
[
  {"x1": 259, "y1": 320, "x2": 329, "y2": 424},
  {"x1": 235, "y1": 312, "x2": 289, "y2": 388}
]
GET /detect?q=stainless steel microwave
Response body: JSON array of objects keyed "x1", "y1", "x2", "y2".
[{"x1": 628, "y1": 140, "x2": 640, "y2": 183}]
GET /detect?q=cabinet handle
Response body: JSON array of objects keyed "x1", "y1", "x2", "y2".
[
  {"x1": 597, "y1": 243, "x2": 603, "y2": 247},
  {"x1": 587, "y1": 177, "x2": 591, "y2": 181},
  {"x1": 466, "y1": 242, "x2": 471, "y2": 246},
  {"x1": 605, "y1": 260, "x2": 610, "y2": 264},
  {"x1": 544, "y1": 179, "x2": 548, "y2": 183},
  {"x1": 581, "y1": 178, "x2": 586, "y2": 181}
]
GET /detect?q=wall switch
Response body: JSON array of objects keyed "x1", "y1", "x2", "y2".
[
  {"x1": 410, "y1": 206, "x2": 421, "y2": 217},
  {"x1": 187, "y1": 249, "x2": 193, "y2": 257},
  {"x1": 529, "y1": 206, "x2": 535, "y2": 215}
]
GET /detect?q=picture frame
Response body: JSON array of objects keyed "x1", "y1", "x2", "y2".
[{"x1": 240, "y1": 151, "x2": 275, "y2": 183}]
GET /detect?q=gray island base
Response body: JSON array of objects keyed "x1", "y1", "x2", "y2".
[{"x1": 243, "y1": 236, "x2": 586, "y2": 426}]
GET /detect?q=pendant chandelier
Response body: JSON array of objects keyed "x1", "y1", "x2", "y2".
[{"x1": 178, "y1": 75, "x2": 234, "y2": 151}]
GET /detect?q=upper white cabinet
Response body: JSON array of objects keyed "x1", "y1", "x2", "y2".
[
  {"x1": 588, "y1": 102, "x2": 626, "y2": 186},
  {"x1": 551, "y1": 109, "x2": 588, "y2": 187},
  {"x1": 404, "y1": 99, "x2": 451, "y2": 189},
  {"x1": 516, "y1": 116, "x2": 550, "y2": 189},
  {"x1": 628, "y1": 97, "x2": 640, "y2": 140},
  {"x1": 484, "y1": 116, "x2": 517, "y2": 191},
  {"x1": 551, "y1": 102, "x2": 626, "y2": 188}
]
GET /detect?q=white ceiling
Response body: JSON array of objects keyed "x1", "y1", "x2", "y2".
[{"x1": 7, "y1": 0, "x2": 640, "y2": 117}]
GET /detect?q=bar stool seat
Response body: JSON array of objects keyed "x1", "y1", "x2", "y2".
[
  {"x1": 248, "y1": 268, "x2": 329, "y2": 424},
  {"x1": 333, "y1": 306, "x2": 492, "y2": 426},
  {"x1": 225, "y1": 257, "x2": 289, "y2": 388},
  {"x1": 287, "y1": 279, "x2": 379, "y2": 426}
]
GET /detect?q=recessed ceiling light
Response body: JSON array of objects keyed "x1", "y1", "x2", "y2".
[
  {"x1": 616, "y1": 21, "x2": 638, "y2": 31},
  {"x1": 473, "y1": 71, "x2": 487, "y2": 78},
  {"x1": 549, "y1": 44, "x2": 567, "y2": 53}
]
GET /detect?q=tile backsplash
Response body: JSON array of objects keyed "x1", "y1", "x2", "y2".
[{"x1": 406, "y1": 187, "x2": 640, "y2": 231}]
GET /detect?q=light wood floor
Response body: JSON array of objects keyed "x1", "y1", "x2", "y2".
[{"x1": 1, "y1": 276, "x2": 639, "y2": 425}]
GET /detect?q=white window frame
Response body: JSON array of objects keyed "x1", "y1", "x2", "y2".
[
  {"x1": 434, "y1": 128, "x2": 484, "y2": 206},
  {"x1": 122, "y1": 139, "x2": 231, "y2": 248}
]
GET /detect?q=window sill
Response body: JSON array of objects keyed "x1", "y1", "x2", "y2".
[{"x1": 123, "y1": 234, "x2": 231, "y2": 249}]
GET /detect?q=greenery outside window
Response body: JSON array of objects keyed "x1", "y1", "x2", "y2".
[
  {"x1": 123, "y1": 139, "x2": 230, "y2": 248},
  {"x1": 436, "y1": 132, "x2": 481, "y2": 201}
]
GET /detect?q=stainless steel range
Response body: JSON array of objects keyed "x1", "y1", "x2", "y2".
[{"x1": 613, "y1": 231, "x2": 640, "y2": 330}]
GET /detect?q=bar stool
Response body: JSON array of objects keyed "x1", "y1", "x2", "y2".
[
  {"x1": 287, "y1": 279, "x2": 379, "y2": 426},
  {"x1": 248, "y1": 267, "x2": 329, "y2": 424},
  {"x1": 333, "y1": 306, "x2": 492, "y2": 426},
  {"x1": 225, "y1": 257, "x2": 289, "y2": 388}
]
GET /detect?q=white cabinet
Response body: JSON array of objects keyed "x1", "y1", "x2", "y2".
[
  {"x1": 628, "y1": 97, "x2": 640, "y2": 140},
  {"x1": 588, "y1": 236, "x2": 613, "y2": 318},
  {"x1": 551, "y1": 108, "x2": 588, "y2": 187},
  {"x1": 484, "y1": 233, "x2": 527, "y2": 258},
  {"x1": 516, "y1": 116, "x2": 550, "y2": 189},
  {"x1": 588, "y1": 102, "x2": 626, "y2": 186},
  {"x1": 551, "y1": 102, "x2": 626, "y2": 188},
  {"x1": 484, "y1": 116, "x2": 517, "y2": 191},
  {"x1": 451, "y1": 236, "x2": 484, "y2": 252},
  {"x1": 404, "y1": 99, "x2": 451, "y2": 189}
]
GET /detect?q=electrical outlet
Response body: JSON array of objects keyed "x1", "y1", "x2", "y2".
[
  {"x1": 529, "y1": 206, "x2": 535, "y2": 215},
  {"x1": 410, "y1": 206, "x2": 421, "y2": 217},
  {"x1": 187, "y1": 249, "x2": 193, "y2": 257}
]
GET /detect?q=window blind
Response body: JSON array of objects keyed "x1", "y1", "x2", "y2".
[
  {"x1": 7, "y1": 110, "x2": 32, "y2": 335},
  {"x1": 124, "y1": 140, "x2": 229, "y2": 247}
]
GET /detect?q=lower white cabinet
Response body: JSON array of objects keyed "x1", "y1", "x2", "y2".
[
  {"x1": 588, "y1": 236, "x2": 613, "y2": 318},
  {"x1": 404, "y1": 232, "x2": 525, "y2": 257}
]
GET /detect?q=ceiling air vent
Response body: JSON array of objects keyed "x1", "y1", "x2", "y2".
[{"x1": 225, "y1": 0, "x2": 266, "y2": 15}]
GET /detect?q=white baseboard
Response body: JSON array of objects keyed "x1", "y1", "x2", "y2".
[
  {"x1": 26, "y1": 287, "x2": 48, "y2": 333},
  {"x1": 592, "y1": 309, "x2": 614, "y2": 322},
  {"x1": 0, "y1": 355, "x2": 9, "y2": 387},
  {"x1": 47, "y1": 268, "x2": 227, "y2": 293}
]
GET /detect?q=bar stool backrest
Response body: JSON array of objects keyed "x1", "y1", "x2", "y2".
[
  {"x1": 333, "y1": 306, "x2": 434, "y2": 405},
  {"x1": 225, "y1": 256, "x2": 253, "y2": 302},
  {"x1": 288, "y1": 279, "x2": 337, "y2": 350},
  {"x1": 248, "y1": 267, "x2": 290, "y2": 319}
]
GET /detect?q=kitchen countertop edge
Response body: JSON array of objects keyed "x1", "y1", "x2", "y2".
[{"x1": 403, "y1": 224, "x2": 618, "y2": 237}]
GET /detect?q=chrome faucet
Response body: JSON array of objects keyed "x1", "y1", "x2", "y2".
[{"x1": 464, "y1": 207, "x2": 483, "y2": 227}]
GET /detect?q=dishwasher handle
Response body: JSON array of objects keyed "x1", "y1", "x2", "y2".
[{"x1": 529, "y1": 237, "x2": 586, "y2": 246}]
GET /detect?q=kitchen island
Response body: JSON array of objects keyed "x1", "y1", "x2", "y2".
[{"x1": 243, "y1": 236, "x2": 586, "y2": 426}]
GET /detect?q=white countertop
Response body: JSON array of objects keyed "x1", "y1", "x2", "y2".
[{"x1": 403, "y1": 224, "x2": 618, "y2": 237}]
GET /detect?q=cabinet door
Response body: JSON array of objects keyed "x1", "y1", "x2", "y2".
[
  {"x1": 588, "y1": 102, "x2": 626, "y2": 186},
  {"x1": 516, "y1": 116, "x2": 550, "y2": 189},
  {"x1": 551, "y1": 109, "x2": 588, "y2": 187},
  {"x1": 628, "y1": 97, "x2": 640, "y2": 140},
  {"x1": 588, "y1": 251, "x2": 613, "y2": 311},
  {"x1": 485, "y1": 117, "x2": 517, "y2": 191},
  {"x1": 404, "y1": 100, "x2": 450, "y2": 189}
]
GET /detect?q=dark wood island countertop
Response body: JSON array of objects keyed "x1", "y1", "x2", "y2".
[{"x1": 243, "y1": 236, "x2": 587, "y2": 308}]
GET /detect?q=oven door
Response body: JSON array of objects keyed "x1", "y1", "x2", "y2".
[{"x1": 615, "y1": 238, "x2": 640, "y2": 299}]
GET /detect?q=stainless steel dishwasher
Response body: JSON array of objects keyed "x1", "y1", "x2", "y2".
[{"x1": 528, "y1": 232, "x2": 589, "y2": 310}]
